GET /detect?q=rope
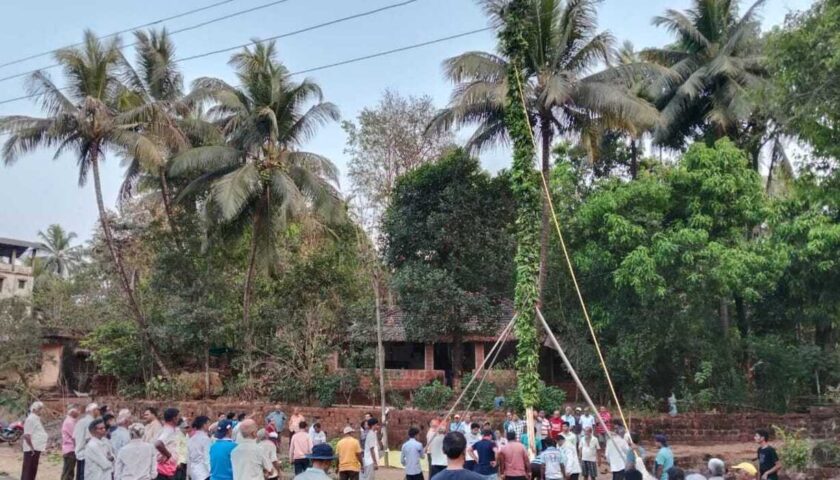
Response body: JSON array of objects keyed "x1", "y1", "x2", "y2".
[
  {"x1": 511, "y1": 67, "x2": 630, "y2": 433},
  {"x1": 536, "y1": 307, "x2": 655, "y2": 480},
  {"x1": 458, "y1": 318, "x2": 512, "y2": 419}
]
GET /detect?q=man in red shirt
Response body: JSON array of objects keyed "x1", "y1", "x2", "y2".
[
  {"x1": 548, "y1": 410, "x2": 563, "y2": 440},
  {"x1": 498, "y1": 431, "x2": 530, "y2": 480},
  {"x1": 595, "y1": 406, "x2": 611, "y2": 445}
]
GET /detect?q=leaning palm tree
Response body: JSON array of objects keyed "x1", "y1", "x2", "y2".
[
  {"x1": 119, "y1": 28, "x2": 191, "y2": 234},
  {"x1": 642, "y1": 0, "x2": 766, "y2": 149},
  {"x1": 170, "y1": 40, "x2": 345, "y2": 368},
  {"x1": 430, "y1": 0, "x2": 658, "y2": 303},
  {"x1": 0, "y1": 30, "x2": 170, "y2": 375},
  {"x1": 36, "y1": 224, "x2": 83, "y2": 278}
]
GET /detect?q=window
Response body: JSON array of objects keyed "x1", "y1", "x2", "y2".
[
  {"x1": 17, "y1": 279, "x2": 26, "y2": 289},
  {"x1": 0, "y1": 276, "x2": 4, "y2": 290},
  {"x1": 384, "y1": 342, "x2": 425, "y2": 369}
]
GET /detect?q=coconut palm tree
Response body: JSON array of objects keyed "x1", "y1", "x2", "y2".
[
  {"x1": 36, "y1": 224, "x2": 83, "y2": 278},
  {"x1": 169, "y1": 40, "x2": 345, "y2": 368},
  {"x1": 0, "y1": 30, "x2": 170, "y2": 375},
  {"x1": 430, "y1": 0, "x2": 658, "y2": 303},
  {"x1": 119, "y1": 28, "x2": 190, "y2": 234},
  {"x1": 642, "y1": 0, "x2": 767, "y2": 149}
]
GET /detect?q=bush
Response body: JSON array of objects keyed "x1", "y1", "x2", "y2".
[
  {"x1": 413, "y1": 380, "x2": 453, "y2": 410},
  {"x1": 773, "y1": 426, "x2": 810, "y2": 472},
  {"x1": 461, "y1": 373, "x2": 499, "y2": 412},
  {"x1": 316, "y1": 375, "x2": 341, "y2": 407},
  {"x1": 146, "y1": 375, "x2": 189, "y2": 400},
  {"x1": 269, "y1": 376, "x2": 306, "y2": 404},
  {"x1": 506, "y1": 381, "x2": 567, "y2": 414},
  {"x1": 387, "y1": 391, "x2": 407, "y2": 410},
  {"x1": 812, "y1": 440, "x2": 840, "y2": 467}
]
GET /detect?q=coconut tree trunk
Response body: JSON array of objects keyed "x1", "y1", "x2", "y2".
[
  {"x1": 629, "y1": 138, "x2": 639, "y2": 179},
  {"x1": 242, "y1": 209, "x2": 260, "y2": 375},
  {"x1": 158, "y1": 167, "x2": 180, "y2": 237},
  {"x1": 538, "y1": 120, "x2": 553, "y2": 307},
  {"x1": 90, "y1": 146, "x2": 170, "y2": 377}
]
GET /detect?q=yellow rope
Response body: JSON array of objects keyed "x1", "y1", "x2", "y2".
[{"x1": 511, "y1": 66, "x2": 630, "y2": 432}]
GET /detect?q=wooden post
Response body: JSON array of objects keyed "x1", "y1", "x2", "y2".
[{"x1": 373, "y1": 271, "x2": 389, "y2": 465}]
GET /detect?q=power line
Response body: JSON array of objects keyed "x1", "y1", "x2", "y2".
[
  {"x1": 0, "y1": 27, "x2": 492, "y2": 107},
  {"x1": 0, "y1": 0, "x2": 299, "y2": 84},
  {"x1": 0, "y1": 0, "x2": 235, "y2": 70}
]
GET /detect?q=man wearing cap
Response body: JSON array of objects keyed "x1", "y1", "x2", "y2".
[
  {"x1": 294, "y1": 443, "x2": 337, "y2": 480},
  {"x1": 209, "y1": 419, "x2": 236, "y2": 480},
  {"x1": 731, "y1": 462, "x2": 757, "y2": 480},
  {"x1": 336, "y1": 426, "x2": 363, "y2": 480},
  {"x1": 115, "y1": 423, "x2": 157, "y2": 480},
  {"x1": 258, "y1": 428, "x2": 282, "y2": 480},
  {"x1": 231, "y1": 420, "x2": 273, "y2": 480}
]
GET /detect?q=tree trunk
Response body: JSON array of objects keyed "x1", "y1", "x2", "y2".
[
  {"x1": 629, "y1": 138, "x2": 639, "y2": 179},
  {"x1": 719, "y1": 297, "x2": 730, "y2": 334},
  {"x1": 451, "y1": 330, "x2": 464, "y2": 384},
  {"x1": 242, "y1": 215, "x2": 260, "y2": 377},
  {"x1": 373, "y1": 271, "x2": 388, "y2": 464},
  {"x1": 158, "y1": 168, "x2": 181, "y2": 243},
  {"x1": 734, "y1": 295, "x2": 748, "y2": 337},
  {"x1": 538, "y1": 121, "x2": 552, "y2": 308},
  {"x1": 204, "y1": 344, "x2": 210, "y2": 399},
  {"x1": 90, "y1": 147, "x2": 170, "y2": 377}
]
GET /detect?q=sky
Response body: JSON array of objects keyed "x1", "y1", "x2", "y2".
[{"x1": 0, "y1": 0, "x2": 814, "y2": 243}]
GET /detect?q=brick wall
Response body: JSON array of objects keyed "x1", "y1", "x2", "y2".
[
  {"x1": 43, "y1": 399, "x2": 839, "y2": 448},
  {"x1": 355, "y1": 369, "x2": 445, "y2": 391}
]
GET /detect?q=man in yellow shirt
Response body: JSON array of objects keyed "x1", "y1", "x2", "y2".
[{"x1": 336, "y1": 426, "x2": 363, "y2": 480}]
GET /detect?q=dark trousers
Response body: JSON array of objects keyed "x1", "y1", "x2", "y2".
[
  {"x1": 340, "y1": 472, "x2": 360, "y2": 480},
  {"x1": 568, "y1": 475, "x2": 580, "y2": 480},
  {"x1": 464, "y1": 461, "x2": 476, "y2": 471},
  {"x1": 76, "y1": 460, "x2": 85, "y2": 480},
  {"x1": 506, "y1": 476, "x2": 527, "y2": 480},
  {"x1": 430, "y1": 465, "x2": 446, "y2": 479},
  {"x1": 21, "y1": 451, "x2": 40, "y2": 480},
  {"x1": 406, "y1": 474, "x2": 424, "y2": 480},
  {"x1": 61, "y1": 452, "x2": 76, "y2": 480},
  {"x1": 294, "y1": 458, "x2": 310, "y2": 475},
  {"x1": 612, "y1": 472, "x2": 625, "y2": 480}
]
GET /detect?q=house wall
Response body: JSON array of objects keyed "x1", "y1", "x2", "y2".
[
  {"x1": 0, "y1": 262, "x2": 34, "y2": 299},
  {"x1": 30, "y1": 343, "x2": 63, "y2": 389}
]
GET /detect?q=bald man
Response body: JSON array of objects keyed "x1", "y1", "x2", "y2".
[{"x1": 231, "y1": 420, "x2": 273, "y2": 480}]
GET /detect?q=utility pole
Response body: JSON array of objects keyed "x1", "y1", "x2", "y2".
[{"x1": 373, "y1": 269, "x2": 389, "y2": 465}]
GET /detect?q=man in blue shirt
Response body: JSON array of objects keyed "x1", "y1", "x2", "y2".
[
  {"x1": 401, "y1": 427, "x2": 424, "y2": 480},
  {"x1": 654, "y1": 434, "x2": 674, "y2": 480},
  {"x1": 468, "y1": 429, "x2": 498, "y2": 480},
  {"x1": 210, "y1": 420, "x2": 236, "y2": 480},
  {"x1": 450, "y1": 415, "x2": 468, "y2": 435}
]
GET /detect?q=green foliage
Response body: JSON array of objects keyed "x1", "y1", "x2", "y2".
[
  {"x1": 506, "y1": 381, "x2": 567, "y2": 415},
  {"x1": 500, "y1": 0, "x2": 542, "y2": 411},
  {"x1": 461, "y1": 373, "x2": 499, "y2": 412},
  {"x1": 772, "y1": 426, "x2": 811, "y2": 472},
  {"x1": 412, "y1": 380, "x2": 454, "y2": 411},
  {"x1": 316, "y1": 374, "x2": 342, "y2": 407},
  {"x1": 145, "y1": 376, "x2": 189, "y2": 400},
  {"x1": 767, "y1": 0, "x2": 840, "y2": 160},
  {"x1": 812, "y1": 441, "x2": 840, "y2": 468},
  {"x1": 0, "y1": 298, "x2": 41, "y2": 378}
]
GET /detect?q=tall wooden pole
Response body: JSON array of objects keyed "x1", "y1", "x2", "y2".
[{"x1": 373, "y1": 270, "x2": 389, "y2": 465}]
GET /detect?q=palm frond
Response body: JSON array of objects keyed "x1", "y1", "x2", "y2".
[{"x1": 210, "y1": 162, "x2": 261, "y2": 221}]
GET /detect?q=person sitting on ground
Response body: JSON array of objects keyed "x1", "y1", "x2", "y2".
[
  {"x1": 401, "y1": 427, "x2": 425, "y2": 480},
  {"x1": 430, "y1": 432, "x2": 485, "y2": 480},
  {"x1": 498, "y1": 431, "x2": 530, "y2": 480},
  {"x1": 755, "y1": 429, "x2": 781, "y2": 480},
  {"x1": 294, "y1": 442, "x2": 338, "y2": 480},
  {"x1": 654, "y1": 434, "x2": 674, "y2": 480},
  {"x1": 115, "y1": 423, "x2": 156, "y2": 480},
  {"x1": 706, "y1": 458, "x2": 725, "y2": 480}
]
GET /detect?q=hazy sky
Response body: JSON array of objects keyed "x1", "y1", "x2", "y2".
[{"x1": 0, "y1": 0, "x2": 812, "y2": 242}]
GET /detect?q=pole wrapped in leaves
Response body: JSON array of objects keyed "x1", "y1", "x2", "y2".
[{"x1": 500, "y1": 0, "x2": 541, "y2": 420}]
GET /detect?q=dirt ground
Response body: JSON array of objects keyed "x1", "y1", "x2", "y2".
[{"x1": 0, "y1": 441, "x2": 763, "y2": 480}]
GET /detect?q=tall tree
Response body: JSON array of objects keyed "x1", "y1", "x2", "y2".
[
  {"x1": 36, "y1": 224, "x2": 83, "y2": 278},
  {"x1": 343, "y1": 90, "x2": 454, "y2": 233},
  {"x1": 169, "y1": 40, "x2": 345, "y2": 370},
  {"x1": 432, "y1": 0, "x2": 657, "y2": 304},
  {"x1": 382, "y1": 149, "x2": 515, "y2": 379},
  {"x1": 642, "y1": 0, "x2": 767, "y2": 149},
  {"x1": 0, "y1": 30, "x2": 170, "y2": 375}
]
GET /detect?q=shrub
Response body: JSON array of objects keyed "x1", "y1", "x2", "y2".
[
  {"x1": 413, "y1": 380, "x2": 453, "y2": 410},
  {"x1": 387, "y1": 391, "x2": 407, "y2": 410},
  {"x1": 269, "y1": 376, "x2": 305, "y2": 404},
  {"x1": 812, "y1": 440, "x2": 840, "y2": 467},
  {"x1": 506, "y1": 381, "x2": 567, "y2": 414},
  {"x1": 316, "y1": 375, "x2": 341, "y2": 407},
  {"x1": 146, "y1": 375, "x2": 189, "y2": 400},
  {"x1": 773, "y1": 426, "x2": 811, "y2": 472},
  {"x1": 460, "y1": 372, "x2": 499, "y2": 412}
]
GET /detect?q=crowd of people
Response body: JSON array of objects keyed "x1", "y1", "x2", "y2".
[{"x1": 18, "y1": 402, "x2": 781, "y2": 480}]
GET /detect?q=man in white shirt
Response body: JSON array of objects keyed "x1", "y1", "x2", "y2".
[
  {"x1": 84, "y1": 419, "x2": 114, "y2": 480},
  {"x1": 579, "y1": 409, "x2": 596, "y2": 433},
  {"x1": 187, "y1": 416, "x2": 212, "y2": 480},
  {"x1": 538, "y1": 438, "x2": 567, "y2": 480},
  {"x1": 464, "y1": 423, "x2": 482, "y2": 470},
  {"x1": 258, "y1": 428, "x2": 281, "y2": 480},
  {"x1": 21, "y1": 401, "x2": 47, "y2": 480},
  {"x1": 362, "y1": 418, "x2": 381, "y2": 480},
  {"x1": 154, "y1": 407, "x2": 183, "y2": 479},
  {"x1": 115, "y1": 423, "x2": 156, "y2": 480},
  {"x1": 605, "y1": 429, "x2": 630, "y2": 480},
  {"x1": 74, "y1": 402, "x2": 100, "y2": 480},
  {"x1": 231, "y1": 420, "x2": 273, "y2": 480},
  {"x1": 579, "y1": 426, "x2": 600, "y2": 480},
  {"x1": 309, "y1": 423, "x2": 327, "y2": 446},
  {"x1": 427, "y1": 425, "x2": 447, "y2": 479}
]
